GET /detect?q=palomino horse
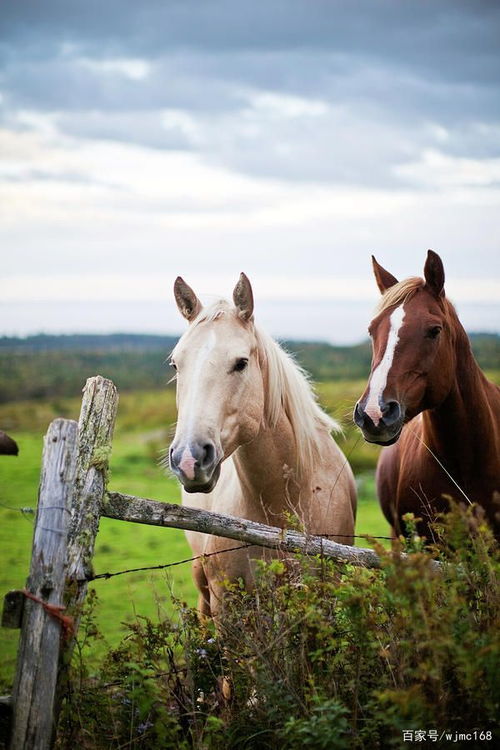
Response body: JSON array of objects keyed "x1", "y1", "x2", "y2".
[
  {"x1": 169, "y1": 273, "x2": 356, "y2": 616},
  {"x1": 354, "y1": 250, "x2": 500, "y2": 539}
]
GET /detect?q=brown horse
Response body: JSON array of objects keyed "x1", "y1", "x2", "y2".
[{"x1": 354, "y1": 250, "x2": 500, "y2": 539}]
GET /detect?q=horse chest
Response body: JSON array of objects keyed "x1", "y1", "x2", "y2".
[{"x1": 378, "y1": 432, "x2": 499, "y2": 536}]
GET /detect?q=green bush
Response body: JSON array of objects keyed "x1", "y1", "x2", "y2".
[{"x1": 56, "y1": 505, "x2": 499, "y2": 749}]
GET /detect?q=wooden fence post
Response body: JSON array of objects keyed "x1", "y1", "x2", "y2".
[
  {"x1": 56, "y1": 376, "x2": 119, "y2": 703},
  {"x1": 7, "y1": 375, "x2": 118, "y2": 750},
  {"x1": 9, "y1": 418, "x2": 78, "y2": 750},
  {"x1": 66, "y1": 375, "x2": 119, "y2": 602}
]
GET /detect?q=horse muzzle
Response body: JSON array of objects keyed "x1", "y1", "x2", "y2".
[
  {"x1": 353, "y1": 399, "x2": 404, "y2": 446},
  {"x1": 169, "y1": 439, "x2": 223, "y2": 493}
]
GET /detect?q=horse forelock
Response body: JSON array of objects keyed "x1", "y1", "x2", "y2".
[
  {"x1": 172, "y1": 300, "x2": 237, "y2": 356},
  {"x1": 192, "y1": 299, "x2": 232, "y2": 325},
  {"x1": 374, "y1": 277, "x2": 461, "y2": 339},
  {"x1": 375, "y1": 277, "x2": 425, "y2": 317}
]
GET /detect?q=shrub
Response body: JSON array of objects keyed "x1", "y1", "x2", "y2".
[{"x1": 56, "y1": 505, "x2": 499, "y2": 749}]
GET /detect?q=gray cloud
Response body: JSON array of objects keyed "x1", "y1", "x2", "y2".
[
  {"x1": 0, "y1": 0, "x2": 499, "y2": 188},
  {"x1": 57, "y1": 110, "x2": 197, "y2": 151},
  {"x1": 2, "y1": 1, "x2": 499, "y2": 67}
]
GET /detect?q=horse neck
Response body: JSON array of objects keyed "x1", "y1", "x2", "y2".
[
  {"x1": 230, "y1": 330, "x2": 326, "y2": 519},
  {"x1": 422, "y1": 322, "x2": 500, "y2": 473},
  {"x1": 232, "y1": 408, "x2": 309, "y2": 520}
]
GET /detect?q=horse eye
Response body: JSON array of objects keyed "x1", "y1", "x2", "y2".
[
  {"x1": 169, "y1": 360, "x2": 177, "y2": 370},
  {"x1": 233, "y1": 358, "x2": 249, "y2": 372},
  {"x1": 426, "y1": 326, "x2": 442, "y2": 339}
]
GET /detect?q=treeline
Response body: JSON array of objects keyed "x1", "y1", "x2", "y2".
[
  {"x1": 0, "y1": 332, "x2": 498, "y2": 403},
  {"x1": 0, "y1": 333, "x2": 178, "y2": 352}
]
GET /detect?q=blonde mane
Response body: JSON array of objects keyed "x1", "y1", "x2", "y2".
[
  {"x1": 375, "y1": 277, "x2": 424, "y2": 315},
  {"x1": 255, "y1": 325, "x2": 339, "y2": 474},
  {"x1": 188, "y1": 300, "x2": 338, "y2": 476}
]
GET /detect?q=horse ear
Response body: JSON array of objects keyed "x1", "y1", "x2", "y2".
[
  {"x1": 233, "y1": 272, "x2": 254, "y2": 321},
  {"x1": 372, "y1": 255, "x2": 399, "y2": 294},
  {"x1": 174, "y1": 277, "x2": 202, "y2": 322},
  {"x1": 424, "y1": 250, "x2": 445, "y2": 298}
]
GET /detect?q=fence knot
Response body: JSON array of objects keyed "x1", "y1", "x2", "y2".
[{"x1": 21, "y1": 589, "x2": 74, "y2": 640}]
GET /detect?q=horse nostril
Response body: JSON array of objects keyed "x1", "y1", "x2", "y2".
[
  {"x1": 353, "y1": 402, "x2": 366, "y2": 427},
  {"x1": 201, "y1": 442, "x2": 215, "y2": 468},
  {"x1": 382, "y1": 400, "x2": 401, "y2": 426},
  {"x1": 169, "y1": 445, "x2": 176, "y2": 468}
]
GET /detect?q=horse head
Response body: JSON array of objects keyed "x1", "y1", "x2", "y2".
[
  {"x1": 354, "y1": 250, "x2": 457, "y2": 445},
  {"x1": 169, "y1": 273, "x2": 264, "y2": 492}
]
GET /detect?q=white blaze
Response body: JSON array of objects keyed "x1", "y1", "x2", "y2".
[
  {"x1": 364, "y1": 305, "x2": 406, "y2": 426},
  {"x1": 177, "y1": 328, "x2": 217, "y2": 471}
]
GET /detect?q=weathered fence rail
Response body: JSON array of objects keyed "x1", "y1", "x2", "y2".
[
  {"x1": 103, "y1": 491, "x2": 384, "y2": 568},
  {"x1": 1, "y1": 375, "x2": 433, "y2": 750}
]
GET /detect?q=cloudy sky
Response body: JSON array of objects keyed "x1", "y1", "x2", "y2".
[{"x1": 1, "y1": 0, "x2": 499, "y2": 343}]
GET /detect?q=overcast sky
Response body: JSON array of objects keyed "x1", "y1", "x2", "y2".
[{"x1": 1, "y1": 0, "x2": 499, "y2": 343}]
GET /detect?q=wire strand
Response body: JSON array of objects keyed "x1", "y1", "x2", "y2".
[
  {"x1": 88, "y1": 543, "x2": 255, "y2": 581},
  {"x1": 88, "y1": 529, "x2": 393, "y2": 582},
  {"x1": 407, "y1": 426, "x2": 473, "y2": 506}
]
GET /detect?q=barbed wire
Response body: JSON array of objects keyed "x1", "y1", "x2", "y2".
[
  {"x1": 0, "y1": 501, "x2": 35, "y2": 520},
  {"x1": 88, "y1": 530, "x2": 394, "y2": 582},
  {"x1": 88, "y1": 543, "x2": 255, "y2": 581}
]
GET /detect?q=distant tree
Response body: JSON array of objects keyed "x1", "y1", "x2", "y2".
[{"x1": 0, "y1": 332, "x2": 497, "y2": 403}]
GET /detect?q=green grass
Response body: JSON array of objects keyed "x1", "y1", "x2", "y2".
[
  {"x1": 0, "y1": 384, "x2": 388, "y2": 687},
  {"x1": 0, "y1": 427, "x2": 195, "y2": 684}
]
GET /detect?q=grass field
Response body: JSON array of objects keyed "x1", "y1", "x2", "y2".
[{"x1": 0, "y1": 381, "x2": 387, "y2": 686}]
